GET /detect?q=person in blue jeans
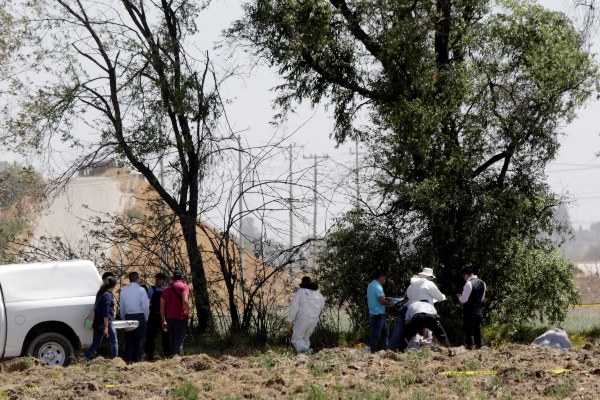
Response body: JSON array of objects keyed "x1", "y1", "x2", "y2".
[
  {"x1": 389, "y1": 302, "x2": 409, "y2": 351},
  {"x1": 85, "y1": 277, "x2": 118, "y2": 359},
  {"x1": 366, "y1": 271, "x2": 395, "y2": 352}
]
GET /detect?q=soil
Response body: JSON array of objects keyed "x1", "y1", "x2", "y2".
[{"x1": 1, "y1": 343, "x2": 600, "y2": 399}]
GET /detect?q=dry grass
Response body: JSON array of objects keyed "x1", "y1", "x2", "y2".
[{"x1": 2, "y1": 344, "x2": 600, "y2": 399}]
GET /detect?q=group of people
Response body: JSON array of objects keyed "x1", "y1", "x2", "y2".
[
  {"x1": 284, "y1": 267, "x2": 485, "y2": 356},
  {"x1": 84, "y1": 269, "x2": 191, "y2": 362},
  {"x1": 368, "y1": 267, "x2": 487, "y2": 354},
  {"x1": 86, "y1": 266, "x2": 483, "y2": 360}
]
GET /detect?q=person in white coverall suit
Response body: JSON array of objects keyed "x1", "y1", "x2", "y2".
[{"x1": 286, "y1": 276, "x2": 325, "y2": 354}]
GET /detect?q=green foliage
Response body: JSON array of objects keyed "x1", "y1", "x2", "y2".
[
  {"x1": 452, "y1": 376, "x2": 474, "y2": 396},
  {"x1": 483, "y1": 324, "x2": 549, "y2": 345},
  {"x1": 125, "y1": 208, "x2": 144, "y2": 220},
  {"x1": 308, "y1": 386, "x2": 328, "y2": 400},
  {"x1": 317, "y1": 209, "x2": 415, "y2": 329},
  {"x1": 233, "y1": 0, "x2": 598, "y2": 327},
  {"x1": 0, "y1": 163, "x2": 45, "y2": 263},
  {"x1": 465, "y1": 359, "x2": 480, "y2": 371},
  {"x1": 309, "y1": 315, "x2": 342, "y2": 350},
  {"x1": 172, "y1": 381, "x2": 200, "y2": 400},
  {"x1": 487, "y1": 242, "x2": 580, "y2": 325}
]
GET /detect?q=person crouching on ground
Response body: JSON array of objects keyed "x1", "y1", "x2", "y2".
[
  {"x1": 285, "y1": 276, "x2": 325, "y2": 354},
  {"x1": 367, "y1": 270, "x2": 395, "y2": 353},
  {"x1": 85, "y1": 276, "x2": 118, "y2": 359},
  {"x1": 394, "y1": 266, "x2": 447, "y2": 347},
  {"x1": 399, "y1": 301, "x2": 451, "y2": 355}
]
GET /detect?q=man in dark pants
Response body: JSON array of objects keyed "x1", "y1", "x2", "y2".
[
  {"x1": 399, "y1": 301, "x2": 451, "y2": 354},
  {"x1": 119, "y1": 271, "x2": 149, "y2": 363},
  {"x1": 161, "y1": 269, "x2": 190, "y2": 356},
  {"x1": 366, "y1": 270, "x2": 395, "y2": 352},
  {"x1": 145, "y1": 272, "x2": 169, "y2": 361},
  {"x1": 389, "y1": 302, "x2": 409, "y2": 352},
  {"x1": 457, "y1": 267, "x2": 487, "y2": 349}
]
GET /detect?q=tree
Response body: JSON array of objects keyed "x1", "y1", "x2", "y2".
[
  {"x1": 0, "y1": 163, "x2": 46, "y2": 263},
  {"x1": 316, "y1": 209, "x2": 412, "y2": 330},
  {"x1": 3, "y1": 0, "x2": 232, "y2": 332},
  {"x1": 230, "y1": 0, "x2": 598, "y2": 323}
]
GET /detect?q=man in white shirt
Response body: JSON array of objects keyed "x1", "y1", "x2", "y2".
[
  {"x1": 406, "y1": 267, "x2": 446, "y2": 304},
  {"x1": 392, "y1": 267, "x2": 446, "y2": 350},
  {"x1": 399, "y1": 301, "x2": 451, "y2": 354},
  {"x1": 119, "y1": 271, "x2": 150, "y2": 363},
  {"x1": 457, "y1": 267, "x2": 486, "y2": 349}
]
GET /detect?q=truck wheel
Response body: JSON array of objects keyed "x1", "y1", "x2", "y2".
[{"x1": 26, "y1": 333, "x2": 74, "y2": 367}]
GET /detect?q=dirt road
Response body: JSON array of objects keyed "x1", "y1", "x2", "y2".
[{"x1": 1, "y1": 343, "x2": 600, "y2": 399}]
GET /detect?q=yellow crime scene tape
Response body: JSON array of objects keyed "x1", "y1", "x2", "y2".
[
  {"x1": 573, "y1": 302, "x2": 600, "y2": 307},
  {"x1": 440, "y1": 369, "x2": 574, "y2": 376}
]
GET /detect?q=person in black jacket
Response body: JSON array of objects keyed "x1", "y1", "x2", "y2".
[
  {"x1": 84, "y1": 277, "x2": 118, "y2": 359},
  {"x1": 456, "y1": 267, "x2": 487, "y2": 349},
  {"x1": 145, "y1": 272, "x2": 169, "y2": 360}
]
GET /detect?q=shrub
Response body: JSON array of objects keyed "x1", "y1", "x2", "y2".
[{"x1": 172, "y1": 381, "x2": 200, "y2": 400}]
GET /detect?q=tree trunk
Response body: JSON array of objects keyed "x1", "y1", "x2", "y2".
[{"x1": 179, "y1": 214, "x2": 213, "y2": 333}]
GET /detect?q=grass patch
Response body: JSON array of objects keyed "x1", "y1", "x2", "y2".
[
  {"x1": 452, "y1": 376, "x2": 473, "y2": 396},
  {"x1": 253, "y1": 351, "x2": 280, "y2": 371},
  {"x1": 346, "y1": 387, "x2": 390, "y2": 400},
  {"x1": 309, "y1": 362, "x2": 327, "y2": 377},
  {"x1": 405, "y1": 349, "x2": 430, "y2": 371},
  {"x1": 385, "y1": 372, "x2": 416, "y2": 389},
  {"x1": 544, "y1": 378, "x2": 576, "y2": 399},
  {"x1": 308, "y1": 385, "x2": 328, "y2": 400},
  {"x1": 483, "y1": 324, "x2": 548, "y2": 345},
  {"x1": 172, "y1": 381, "x2": 200, "y2": 400},
  {"x1": 465, "y1": 359, "x2": 479, "y2": 371}
]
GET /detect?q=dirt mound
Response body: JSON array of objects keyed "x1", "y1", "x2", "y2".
[{"x1": 2, "y1": 344, "x2": 600, "y2": 398}]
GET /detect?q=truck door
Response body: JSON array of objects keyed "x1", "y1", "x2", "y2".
[{"x1": 0, "y1": 284, "x2": 5, "y2": 358}]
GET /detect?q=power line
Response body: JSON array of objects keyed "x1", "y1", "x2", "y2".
[{"x1": 303, "y1": 153, "x2": 329, "y2": 269}]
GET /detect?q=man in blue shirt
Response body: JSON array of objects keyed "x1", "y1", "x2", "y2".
[
  {"x1": 367, "y1": 271, "x2": 395, "y2": 352},
  {"x1": 119, "y1": 271, "x2": 150, "y2": 363}
]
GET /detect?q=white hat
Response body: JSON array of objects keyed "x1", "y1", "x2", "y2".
[{"x1": 417, "y1": 267, "x2": 435, "y2": 278}]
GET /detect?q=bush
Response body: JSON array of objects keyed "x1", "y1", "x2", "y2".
[
  {"x1": 172, "y1": 381, "x2": 200, "y2": 400},
  {"x1": 317, "y1": 209, "x2": 417, "y2": 331}
]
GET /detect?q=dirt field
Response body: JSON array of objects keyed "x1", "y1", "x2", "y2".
[{"x1": 1, "y1": 343, "x2": 600, "y2": 399}]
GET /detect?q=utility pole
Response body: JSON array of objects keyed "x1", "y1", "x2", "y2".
[
  {"x1": 303, "y1": 153, "x2": 329, "y2": 269},
  {"x1": 238, "y1": 135, "x2": 245, "y2": 303},
  {"x1": 159, "y1": 156, "x2": 168, "y2": 271},
  {"x1": 289, "y1": 144, "x2": 294, "y2": 249},
  {"x1": 349, "y1": 141, "x2": 363, "y2": 207}
]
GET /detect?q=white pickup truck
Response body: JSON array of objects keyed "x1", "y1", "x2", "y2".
[{"x1": 0, "y1": 260, "x2": 136, "y2": 366}]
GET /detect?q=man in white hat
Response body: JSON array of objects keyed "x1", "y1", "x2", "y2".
[{"x1": 406, "y1": 267, "x2": 446, "y2": 304}]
